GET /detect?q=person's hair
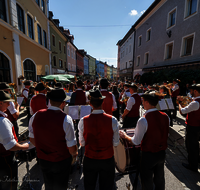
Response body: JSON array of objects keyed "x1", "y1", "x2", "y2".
[
  {"x1": 100, "y1": 83, "x2": 108, "y2": 89},
  {"x1": 90, "y1": 99, "x2": 104, "y2": 108},
  {"x1": 195, "y1": 88, "x2": 200, "y2": 94},
  {"x1": 159, "y1": 85, "x2": 170, "y2": 95},
  {"x1": 50, "y1": 99, "x2": 63, "y2": 107},
  {"x1": 112, "y1": 85, "x2": 119, "y2": 95},
  {"x1": 69, "y1": 83, "x2": 74, "y2": 91},
  {"x1": 143, "y1": 97, "x2": 158, "y2": 106},
  {"x1": 28, "y1": 86, "x2": 35, "y2": 95},
  {"x1": 77, "y1": 83, "x2": 83, "y2": 88}
]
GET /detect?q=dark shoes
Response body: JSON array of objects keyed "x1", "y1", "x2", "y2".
[{"x1": 182, "y1": 163, "x2": 198, "y2": 172}]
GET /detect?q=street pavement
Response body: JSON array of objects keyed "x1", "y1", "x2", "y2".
[{"x1": 17, "y1": 108, "x2": 200, "y2": 190}]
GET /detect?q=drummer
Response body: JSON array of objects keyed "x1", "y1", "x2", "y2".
[
  {"x1": 28, "y1": 88, "x2": 78, "y2": 190},
  {"x1": 120, "y1": 91, "x2": 169, "y2": 190},
  {"x1": 122, "y1": 83, "x2": 141, "y2": 128},
  {"x1": 120, "y1": 83, "x2": 131, "y2": 114},
  {"x1": 78, "y1": 89, "x2": 119, "y2": 190},
  {"x1": 0, "y1": 90, "x2": 29, "y2": 190}
]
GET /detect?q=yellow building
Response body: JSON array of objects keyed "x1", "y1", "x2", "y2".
[{"x1": 0, "y1": 0, "x2": 51, "y2": 92}]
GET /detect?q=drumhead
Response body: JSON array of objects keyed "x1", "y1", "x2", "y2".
[{"x1": 114, "y1": 139, "x2": 126, "y2": 173}]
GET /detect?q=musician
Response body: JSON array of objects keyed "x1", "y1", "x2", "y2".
[
  {"x1": 0, "y1": 90, "x2": 29, "y2": 190},
  {"x1": 120, "y1": 91, "x2": 169, "y2": 190},
  {"x1": 178, "y1": 84, "x2": 200, "y2": 172},
  {"x1": 85, "y1": 80, "x2": 92, "y2": 91},
  {"x1": 120, "y1": 83, "x2": 131, "y2": 114},
  {"x1": 100, "y1": 78, "x2": 117, "y2": 115},
  {"x1": 54, "y1": 82, "x2": 62, "y2": 88},
  {"x1": 122, "y1": 83, "x2": 141, "y2": 128},
  {"x1": 22, "y1": 80, "x2": 31, "y2": 104},
  {"x1": 29, "y1": 88, "x2": 78, "y2": 190},
  {"x1": 171, "y1": 79, "x2": 180, "y2": 119},
  {"x1": 0, "y1": 82, "x2": 20, "y2": 137},
  {"x1": 30, "y1": 82, "x2": 48, "y2": 115},
  {"x1": 69, "y1": 80, "x2": 88, "y2": 106},
  {"x1": 78, "y1": 89, "x2": 119, "y2": 190}
]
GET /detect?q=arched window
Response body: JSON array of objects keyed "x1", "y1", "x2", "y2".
[
  {"x1": 23, "y1": 59, "x2": 36, "y2": 81},
  {"x1": 0, "y1": 52, "x2": 11, "y2": 82}
]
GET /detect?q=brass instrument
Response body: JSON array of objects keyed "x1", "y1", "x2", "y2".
[
  {"x1": 9, "y1": 83, "x2": 17, "y2": 103},
  {"x1": 176, "y1": 96, "x2": 192, "y2": 107},
  {"x1": 121, "y1": 96, "x2": 129, "y2": 104},
  {"x1": 41, "y1": 80, "x2": 52, "y2": 92}
]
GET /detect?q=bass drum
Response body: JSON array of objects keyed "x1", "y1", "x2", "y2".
[{"x1": 114, "y1": 129, "x2": 140, "y2": 173}]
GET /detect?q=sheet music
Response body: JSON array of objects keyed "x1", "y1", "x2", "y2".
[
  {"x1": 80, "y1": 105, "x2": 92, "y2": 118},
  {"x1": 68, "y1": 106, "x2": 79, "y2": 120},
  {"x1": 17, "y1": 97, "x2": 24, "y2": 106},
  {"x1": 66, "y1": 92, "x2": 72, "y2": 103},
  {"x1": 158, "y1": 99, "x2": 168, "y2": 110},
  {"x1": 64, "y1": 106, "x2": 69, "y2": 115},
  {"x1": 165, "y1": 98, "x2": 174, "y2": 110}
]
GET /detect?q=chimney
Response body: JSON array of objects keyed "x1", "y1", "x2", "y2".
[
  {"x1": 53, "y1": 19, "x2": 60, "y2": 27},
  {"x1": 59, "y1": 26, "x2": 64, "y2": 32},
  {"x1": 49, "y1": 11, "x2": 53, "y2": 20}
]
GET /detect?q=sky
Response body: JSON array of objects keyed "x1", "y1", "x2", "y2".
[{"x1": 49, "y1": 0, "x2": 154, "y2": 67}]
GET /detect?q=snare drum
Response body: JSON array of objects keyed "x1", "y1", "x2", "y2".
[
  {"x1": 15, "y1": 140, "x2": 36, "y2": 162},
  {"x1": 114, "y1": 129, "x2": 140, "y2": 173}
]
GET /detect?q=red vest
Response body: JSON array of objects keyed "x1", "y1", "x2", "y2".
[
  {"x1": 83, "y1": 113, "x2": 114, "y2": 159},
  {"x1": 101, "y1": 91, "x2": 113, "y2": 115},
  {"x1": 171, "y1": 85, "x2": 180, "y2": 97},
  {"x1": 32, "y1": 109, "x2": 71, "y2": 162},
  {"x1": 0, "y1": 114, "x2": 18, "y2": 157},
  {"x1": 74, "y1": 90, "x2": 86, "y2": 105},
  {"x1": 141, "y1": 111, "x2": 169, "y2": 152},
  {"x1": 31, "y1": 94, "x2": 48, "y2": 114},
  {"x1": 5, "y1": 105, "x2": 16, "y2": 122},
  {"x1": 127, "y1": 94, "x2": 141, "y2": 118},
  {"x1": 186, "y1": 98, "x2": 200, "y2": 126},
  {"x1": 22, "y1": 88, "x2": 29, "y2": 103},
  {"x1": 86, "y1": 85, "x2": 92, "y2": 91}
]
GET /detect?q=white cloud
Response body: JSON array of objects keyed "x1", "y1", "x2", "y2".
[
  {"x1": 140, "y1": 10, "x2": 146, "y2": 15},
  {"x1": 129, "y1": 9, "x2": 138, "y2": 16}
]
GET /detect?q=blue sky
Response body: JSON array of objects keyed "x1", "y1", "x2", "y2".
[{"x1": 49, "y1": 0, "x2": 154, "y2": 67}]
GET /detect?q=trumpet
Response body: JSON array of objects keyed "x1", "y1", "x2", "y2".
[
  {"x1": 9, "y1": 83, "x2": 17, "y2": 103},
  {"x1": 176, "y1": 96, "x2": 192, "y2": 107}
]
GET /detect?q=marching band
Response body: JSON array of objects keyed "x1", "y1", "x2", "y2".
[{"x1": 0, "y1": 77, "x2": 199, "y2": 190}]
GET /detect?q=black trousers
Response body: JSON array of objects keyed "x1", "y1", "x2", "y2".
[
  {"x1": 185, "y1": 125, "x2": 200, "y2": 170},
  {"x1": 0, "y1": 153, "x2": 18, "y2": 190},
  {"x1": 83, "y1": 156, "x2": 115, "y2": 190},
  {"x1": 39, "y1": 156, "x2": 72, "y2": 190},
  {"x1": 122, "y1": 116, "x2": 139, "y2": 129},
  {"x1": 140, "y1": 150, "x2": 166, "y2": 190},
  {"x1": 172, "y1": 97, "x2": 177, "y2": 119}
]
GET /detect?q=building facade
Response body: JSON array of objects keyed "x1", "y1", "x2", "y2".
[
  {"x1": 113, "y1": 67, "x2": 117, "y2": 80},
  {"x1": 88, "y1": 55, "x2": 96, "y2": 79},
  {"x1": 76, "y1": 50, "x2": 84, "y2": 76},
  {"x1": 104, "y1": 63, "x2": 107, "y2": 78}
]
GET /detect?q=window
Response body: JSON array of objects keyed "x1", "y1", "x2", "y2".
[
  {"x1": 23, "y1": 59, "x2": 36, "y2": 81},
  {"x1": 182, "y1": 34, "x2": 194, "y2": 56},
  {"x1": 64, "y1": 46, "x2": 66, "y2": 54},
  {"x1": 36, "y1": 0, "x2": 40, "y2": 6},
  {"x1": 136, "y1": 56, "x2": 140, "y2": 66},
  {"x1": 68, "y1": 46, "x2": 70, "y2": 56},
  {"x1": 43, "y1": 30, "x2": 47, "y2": 48},
  {"x1": 59, "y1": 41, "x2": 61, "y2": 51},
  {"x1": 53, "y1": 56, "x2": 56, "y2": 66},
  {"x1": 185, "y1": 0, "x2": 198, "y2": 17},
  {"x1": 68, "y1": 63, "x2": 71, "y2": 71},
  {"x1": 0, "y1": 0, "x2": 7, "y2": 22},
  {"x1": 0, "y1": 52, "x2": 11, "y2": 82},
  {"x1": 146, "y1": 29, "x2": 151, "y2": 41},
  {"x1": 45, "y1": 65, "x2": 49, "y2": 75},
  {"x1": 165, "y1": 43, "x2": 173, "y2": 59},
  {"x1": 59, "y1": 59, "x2": 63, "y2": 68},
  {"x1": 138, "y1": 36, "x2": 142, "y2": 46},
  {"x1": 168, "y1": 9, "x2": 176, "y2": 28},
  {"x1": 144, "y1": 53, "x2": 149, "y2": 65},
  {"x1": 27, "y1": 15, "x2": 34, "y2": 39},
  {"x1": 17, "y1": 4, "x2": 25, "y2": 33},
  {"x1": 37, "y1": 24, "x2": 42, "y2": 45},
  {"x1": 41, "y1": 0, "x2": 45, "y2": 14},
  {"x1": 52, "y1": 35, "x2": 55, "y2": 46},
  {"x1": 71, "y1": 50, "x2": 73, "y2": 58}
]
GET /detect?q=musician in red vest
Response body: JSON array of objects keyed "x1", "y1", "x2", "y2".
[
  {"x1": 120, "y1": 91, "x2": 169, "y2": 190},
  {"x1": 85, "y1": 80, "x2": 92, "y2": 91},
  {"x1": 122, "y1": 83, "x2": 141, "y2": 128},
  {"x1": 78, "y1": 89, "x2": 119, "y2": 190},
  {"x1": 171, "y1": 79, "x2": 180, "y2": 119},
  {"x1": 0, "y1": 90, "x2": 29, "y2": 190},
  {"x1": 120, "y1": 83, "x2": 131, "y2": 114},
  {"x1": 100, "y1": 78, "x2": 117, "y2": 115},
  {"x1": 0, "y1": 83, "x2": 20, "y2": 137},
  {"x1": 29, "y1": 88, "x2": 78, "y2": 190},
  {"x1": 22, "y1": 80, "x2": 31, "y2": 104},
  {"x1": 69, "y1": 80, "x2": 88, "y2": 106},
  {"x1": 178, "y1": 84, "x2": 200, "y2": 172},
  {"x1": 30, "y1": 82, "x2": 48, "y2": 115}
]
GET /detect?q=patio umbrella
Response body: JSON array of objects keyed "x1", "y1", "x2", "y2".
[
  {"x1": 61, "y1": 74, "x2": 75, "y2": 79},
  {"x1": 41, "y1": 75, "x2": 70, "y2": 82}
]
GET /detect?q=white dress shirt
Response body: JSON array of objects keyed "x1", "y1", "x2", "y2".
[
  {"x1": 126, "y1": 93, "x2": 138, "y2": 111},
  {"x1": 122, "y1": 89, "x2": 131, "y2": 98},
  {"x1": 181, "y1": 96, "x2": 200, "y2": 114},
  {"x1": 23, "y1": 88, "x2": 29, "y2": 98},
  {"x1": 0, "y1": 111, "x2": 17, "y2": 150},
  {"x1": 78, "y1": 109, "x2": 119, "y2": 147},
  {"x1": 172, "y1": 84, "x2": 179, "y2": 91},
  {"x1": 29, "y1": 106, "x2": 77, "y2": 147},
  {"x1": 100, "y1": 89, "x2": 117, "y2": 109},
  {"x1": 131, "y1": 108, "x2": 170, "y2": 145},
  {"x1": 7, "y1": 102, "x2": 17, "y2": 115}
]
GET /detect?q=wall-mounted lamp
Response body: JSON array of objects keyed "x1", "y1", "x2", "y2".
[{"x1": 3, "y1": 36, "x2": 15, "y2": 42}]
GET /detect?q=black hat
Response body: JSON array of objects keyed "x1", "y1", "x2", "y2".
[
  {"x1": 87, "y1": 80, "x2": 90, "y2": 83},
  {"x1": 141, "y1": 91, "x2": 160, "y2": 101},
  {"x1": 76, "y1": 80, "x2": 84, "y2": 86},
  {"x1": 24, "y1": 80, "x2": 31, "y2": 86},
  {"x1": 35, "y1": 82, "x2": 45, "y2": 91},
  {"x1": 188, "y1": 84, "x2": 200, "y2": 90},
  {"x1": 124, "y1": 83, "x2": 130, "y2": 87},
  {"x1": 88, "y1": 89, "x2": 105, "y2": 100},
  {"x1": 100, "y1": 78, "x2": 109, "y2": 85},
  {"x1": 0, "y1": 90, "x2": 14, "y2": 102},
  {"x1": 128, "y1": 83, "x2": 138, "y2": 89},
  {"x1": 173, "y1": 79, "x2": 180, "y2": 83},
  {"x1": 54, "y1": 82, "x2": 62, "y2": 88},
  {"x1": 0, "y1": 83, "x2": 10, "y2": 90},
  {"x1": 47, "y1": 88, "x2": 70, "y2": 102}
]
